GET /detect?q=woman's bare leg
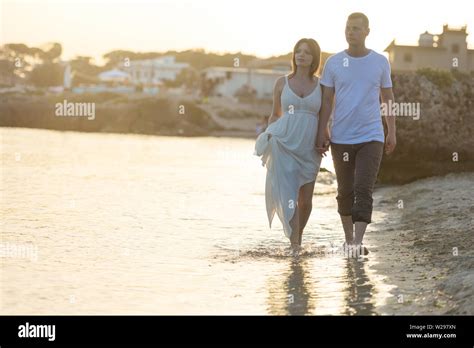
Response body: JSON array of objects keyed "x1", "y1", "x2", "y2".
[
  {"x1": 289, "y1": 204, "x2": 300, "y2": 250},
  {"x1": 297, "y1": 181, "x2": 316, "y2": 245}
]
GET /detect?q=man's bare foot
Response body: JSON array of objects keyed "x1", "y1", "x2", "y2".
[
  {"x1": 356, "y1": 244, "x2": 369, "y2": 256},
  {"x1": 342, "y1": 242, "x2": 369, "y2": 257}
]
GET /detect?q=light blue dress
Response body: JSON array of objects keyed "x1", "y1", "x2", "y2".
[{"x1": 254, "y1": 74, "x2": 322, "y2": 239}]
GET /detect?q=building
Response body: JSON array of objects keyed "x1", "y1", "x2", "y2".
[
  {"x1": 385, "y1": 25, "x2": 474, "y2": 72},
  {"x1": 202, "y1": 67, "x2": 290, "y2": 99},
  {"x1": 98, "y1": 69, "x2": 131, "y2": 83},
  {"x1": 127, "y1": 55, "x2": 190, "y2": 85},
  {"x1": 70, "y1": 56, "x2": 188, "y2": 95}
]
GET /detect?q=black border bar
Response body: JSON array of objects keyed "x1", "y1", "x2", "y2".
[{"x1": 0, "y1": 315, "x2": 472, "y2": 346}]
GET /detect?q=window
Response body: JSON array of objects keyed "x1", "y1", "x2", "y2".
[
  {"x1": 403, "y1": 53, "x2": 413, "y2": 63},
  {"x1": 452, "y1": 44, "x2": 459, "y2": 54}
]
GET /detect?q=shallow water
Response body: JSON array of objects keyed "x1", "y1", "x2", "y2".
[{"x1": 1, "y1": 127, "x2": 394, "y2": 314}]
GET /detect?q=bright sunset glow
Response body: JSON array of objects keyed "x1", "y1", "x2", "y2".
[{"x1": 2, "y1": 0, "x2": 473, "y2": 64}]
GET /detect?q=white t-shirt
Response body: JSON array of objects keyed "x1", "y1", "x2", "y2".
[{"x1": 320, "y1": 49, "x2": 392, "y2": 144}]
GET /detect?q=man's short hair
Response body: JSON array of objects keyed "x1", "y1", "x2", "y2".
[{"x1": 347, "y1": 12, "x2": 369, "y2": 28}]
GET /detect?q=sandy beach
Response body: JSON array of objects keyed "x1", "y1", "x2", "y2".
[{"x1": 368, "y1": 172, "x2": 474, "y2": 314}]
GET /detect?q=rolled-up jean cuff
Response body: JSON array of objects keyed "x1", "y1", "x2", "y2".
[
  {"x1": 352, "y1": 211, "x2": 372, "y2": 224},
  {"x1": 337, "y1": 207, "x2": 352, "y2": 216}
]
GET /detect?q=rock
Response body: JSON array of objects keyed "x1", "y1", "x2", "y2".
[
  {"x1": 378, "y1": 70, "x2": 474, "y2": 184},
  {"x1": 0, "y1": 93, "x2": 224, "y2": 137}
]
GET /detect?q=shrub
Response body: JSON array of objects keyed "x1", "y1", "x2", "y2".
[{"x1": 416, "y1": 68, "x2": 454, "y2": 88}]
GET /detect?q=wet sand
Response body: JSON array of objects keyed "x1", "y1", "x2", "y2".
[{"x1": 367, "y1": 172, "x2": 474, "y2": 314}]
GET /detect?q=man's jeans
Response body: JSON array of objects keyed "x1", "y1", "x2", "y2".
[{"x1": 330, "y1": 141, "x2": 384, "y2": 224}]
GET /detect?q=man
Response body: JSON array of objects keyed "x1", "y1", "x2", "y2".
[{"x1": 316, "y1": 12, "x2": 397, "y2": 257}]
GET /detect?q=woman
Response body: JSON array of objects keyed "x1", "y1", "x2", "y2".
[{"x1": 254, "y1": 38, "x2": 329, "y2": 252}]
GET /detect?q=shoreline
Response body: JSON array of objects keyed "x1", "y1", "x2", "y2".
[
  {"x1": 368, "y1": 172, "x2": 474, "y2": 314},
  {"x1": 0, "y1": 125, "x2": 257, "y2": 139}
]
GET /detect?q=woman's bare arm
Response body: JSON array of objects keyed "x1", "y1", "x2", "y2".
[
  {"x1": 267, "y1": 76, "x2": 285, "y2": 125},
  {"x1": 315, "y1": 85, "x2": 335, "y2": 154}
]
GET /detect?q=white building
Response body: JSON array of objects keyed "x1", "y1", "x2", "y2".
[
  {"x1": 385, "y1": 25, "x2": 474, "y2": 72},
  {"x1": 202, "y1": 67, "x2": 290, "y2": 99},
  {"x1": 98, "y1": 69, "x2": 131, "y2": 82},
  {"x1": 127, "y1": 56, "x2": 190, "y2": 85}
]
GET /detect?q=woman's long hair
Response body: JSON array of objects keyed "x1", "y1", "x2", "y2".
[{"x1": 289, "y1": 38, "x2": 321, "y2": 78}]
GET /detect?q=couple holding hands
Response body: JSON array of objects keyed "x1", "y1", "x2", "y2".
[{"x1": 254, "y1": 12, "x2": 397, "y2": 255}]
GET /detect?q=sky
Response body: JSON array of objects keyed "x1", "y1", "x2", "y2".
[{"x1": 2, "y1": 0, "x2": 474, "y2": 65}]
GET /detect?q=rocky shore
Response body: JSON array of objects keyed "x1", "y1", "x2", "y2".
[
  {"x1": 378, "y1": 71, "x2": 474, "y2": 183},
  {"x1": 0, "y1": 92, "x2": 223, "y2": 137}
]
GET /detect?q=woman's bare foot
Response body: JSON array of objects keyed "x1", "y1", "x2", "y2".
[
  {"x1": 291, "y1": 245, "x2": 301, "y2": 257},
  {"x1": 290, "y1": 244, "x2": 301, "y2": 257}
]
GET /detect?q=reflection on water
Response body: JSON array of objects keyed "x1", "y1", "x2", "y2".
[
  {"x1": 265, "y1": 249, "x2": 378, "y2": 315},
  {"x1": 267, "y1": 258, "x2": 315, "y2": 315},
  {"x1": 343, "y1": 259, "x2": 375, "y2": 315},
  {"x1": 1, "y1": 127, "x2": 393, "y2": 315}
]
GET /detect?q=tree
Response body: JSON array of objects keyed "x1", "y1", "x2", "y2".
[
  {"x1": 38, "y1": 42, "x2": 62, "y2": 63},
  {"x1": 69, "y1": 56, "x2": 102, "y2": 86},
  {"x1": 102, "y1": 50, "x2": 163, "y2": 69},
  {"x1": 29, "y1": 62, "x2": 64, "y2": 87},
  {"x1": 1, "y1": 42, "x2": 63, "y2": 82},
  {"x1": 0, "y1": 59, "x2": 15, "y2": 86}
]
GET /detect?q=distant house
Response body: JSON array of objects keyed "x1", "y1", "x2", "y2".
[
  {"x1": 127, "y1": 56, "x2": 190, "y2": 85},
  {"x1": 202, "y1": 67, "x2": 290, "y2": 99},
  {"x1": 385, "y1": 25, "x2": 474, "y2": 72},
  {"x1": 98, "y1": 69, "x2": 131, "y2": 83},
  {"x1": 72, "y1": 56, "x2": 188, "y2": 95},
  {"x1": 69, "y1": 68, "x2": 135, "y2": 94}
]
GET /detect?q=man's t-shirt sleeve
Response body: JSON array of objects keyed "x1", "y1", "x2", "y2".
[
  {"x1": 381, "y1": 56, "x2": 393, "y2": 88},
  {"x1": 320, "y1": 57, "x2": 335, "y2": 88}
]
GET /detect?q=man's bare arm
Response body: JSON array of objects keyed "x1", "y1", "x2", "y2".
[{"x1": 380, "y1": 87, "x2": 397, "y2": 154}]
